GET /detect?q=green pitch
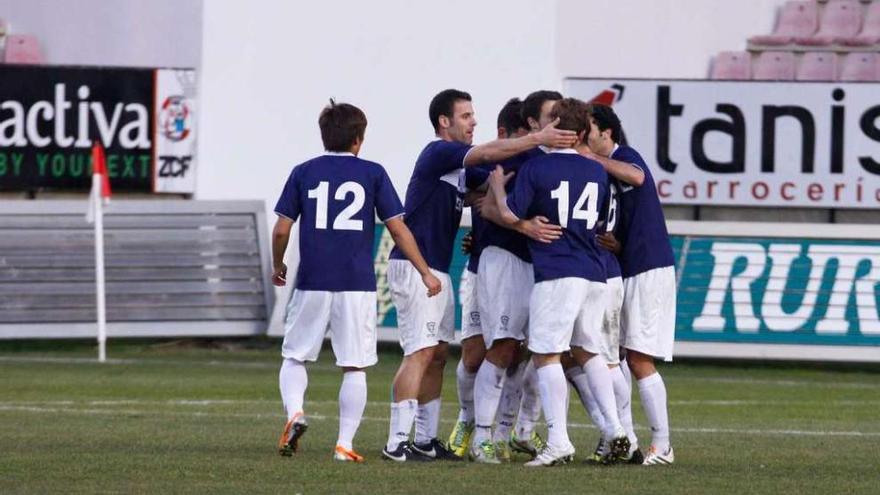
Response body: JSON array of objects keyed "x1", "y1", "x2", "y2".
[{"x1": 0, "y1": 340, "x2": 878, "y2": 494}]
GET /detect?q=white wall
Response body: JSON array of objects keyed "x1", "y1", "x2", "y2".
[
  {"x1": 196, "y1": 0, "x2": 560, "y2": 206},
  {"x1": 0, "y1": 0, "x2": 201, "y2": 67},
  {"x1": 557, "y1": 0, "x2": 783, "y2": 79}
]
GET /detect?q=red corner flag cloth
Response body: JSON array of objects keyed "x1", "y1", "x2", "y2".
[
  {"x1": 86, "y1": 143, "x2": 111, "y2": 223},
  {"x1": 92, "y1": 142, "x2": 112, "y2": 200}
]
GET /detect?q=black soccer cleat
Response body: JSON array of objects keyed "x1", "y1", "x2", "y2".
[
  {"x1": 382, "y1": 441, "x2": 434, "y2": 462},
  {"x1": 412, "y1": 438, "x2": 463, "y2": 461}
]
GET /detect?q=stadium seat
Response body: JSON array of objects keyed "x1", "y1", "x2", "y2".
[
  {"x1": 749, "y1": 0, "x2": 819, "y2": 46},
  {"x1": 710, "y1": 51, "x2": 752, "y2": 80},
  {"x1": 840, "y1": 0, "x2": 880, "y2": 46},
  {"x1": 796, "y1": 0, "x2": 862, "y2": 45},
  {"x1": 796, "y1": 51, "x2": 838, "y2": 80},
  {"x1": 4, "y1": 34, "x2": 45, "y2": 64},
  {"x1": 752, "y1": 51, "x2": 796, "y2": 80},
  {"x1": 838, "y1": 52, "x2": 879, "y2": 81}
]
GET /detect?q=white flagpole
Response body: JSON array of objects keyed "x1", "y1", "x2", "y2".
[{"x1": 92, "y1": 173, "x2": 108, "y2": 363}]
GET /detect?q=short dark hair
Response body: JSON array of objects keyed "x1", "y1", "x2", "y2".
[
  {"x1": 319, "y1": 100, "x2": 367, "y2": 152},
  {"x1": 429, "y1": 89, "x2": 472, "y2": 132},
  {"x1": 549, "y1": 98, "x2": 590, "y2": 137},
  {"x1": 586, "y1": 103, "x2": 623, "y2": 144},
  {"x1": 496, "y1": 98, "x2": 527, "y2": 136},
  {"x1": 521, "y1": 90, "x2": 563, "y2": 124}
]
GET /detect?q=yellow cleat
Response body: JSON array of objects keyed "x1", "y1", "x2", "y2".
[{"x1": 446, "y1": 420, "x2": 474, "y2": 458}]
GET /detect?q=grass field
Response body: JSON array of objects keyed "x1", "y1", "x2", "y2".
[{"x1": 0, "y1": 339, "x2": 878, "y2": 495}]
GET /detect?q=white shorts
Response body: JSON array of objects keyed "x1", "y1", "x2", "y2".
[
  {"x1": 477, "y1": 247, "x2": 534, "y2": 346},
  {"x1": 529, "y1": 277, "x2": 607, "y2": 355},
  {"x1": 459, "y1": 268, "x2": 483, "y2": 341},
  {"x1": 621, "y1": 266, "x2": 676, "y2": 362},
  {"x1": 598, "y1": 276, "x2": 624, "y2": 365},
  {"x1": 281, "y1": 289, "x2": 378, "y2": 368},
  {"x1": 387, "y1": 259, "x2": 455, "y2": 356}
]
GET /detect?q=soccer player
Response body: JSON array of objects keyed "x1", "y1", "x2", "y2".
[
  {"x1": 272, "y1": 101, "x2": 441, "y2": 463},
  {"x1": 382, "y1": 89, "x2": 576, "y2": 462},
  {"x1": 484, "y1": 98, "x2": 629, "y2": 467},
  {"x1": 582, "y1": 103, "x2": 677, "y2": 466},
  {"x1": 447, "y1": 97, "x2": 529, "y2": 459},
  {"x1": 469, "y1": 90, "x2": 564, "y2": 464}
]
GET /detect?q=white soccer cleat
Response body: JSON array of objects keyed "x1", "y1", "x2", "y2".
[
  {"x1": 523, "y1": 443, "x2": 575, "y2": 467},
  {"x1": 470, "y1": 439, "x2": 501, "y2": 464},
  {"x1": 642, "y1": 445, "x2": 674, "y2": 466}
]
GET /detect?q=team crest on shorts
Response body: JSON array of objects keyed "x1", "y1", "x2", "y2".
[
  {"x1": 500, "y1": 315, "x2": 509, "y2": 330},
  {"x1": 469, "y1": 312, "x2": 481, "y2": 325},
  {"x1": 426, "y1": 322, "x2": 437, "y2": 336}
]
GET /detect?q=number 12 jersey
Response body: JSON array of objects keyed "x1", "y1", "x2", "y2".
[{"x1": 274, "y1": 152, "x2": 404, "y2": 292}]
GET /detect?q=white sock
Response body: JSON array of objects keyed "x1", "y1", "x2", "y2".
[
  {"x1": 415, "y1": 398, "x2": 441, "y2": 445},
  {"x1": 611, "y1": 365, "x2": 638, "y2": 446},
  {"x1": 472, "y1": 360, "x2": 507, "y2": 445},
  {"x1": 536, "y1": 363, "x2": 571, "y2": 448},
  {"x1": 337, "y1": 371, "x2": 366, "y2": 450},
  {"x1": 279, "y1": 358, "x2": 307, "y2": 420},
  {"x1": 583, "y1": 356, "x2": 623, "y2": 439},
  {"x1": 456, "y1": 360, "x2": 477, "y2": 423},
  {"x1": 564, "y1": 365, "x2": 606, "y2": 433},
  {"x1": 494, "y1": 362, "x2": 525, "y2": 442},
  {"x1": 386, "y1": 399, "x2": 417, "y2": 451},
  {"x1": 515, "y1": 359, "x2": 542, "y2": 439},
  {"x1": 638, "y1": 372, "x2": 670, "y2": 451}
]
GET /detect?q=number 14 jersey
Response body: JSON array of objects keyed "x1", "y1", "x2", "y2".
[
  {"x1": 506, "y1": 149, "x2": 610, "y2": 284},
  {"x1": 274, "y1": 152, "x2": 404, "y2": 292}
]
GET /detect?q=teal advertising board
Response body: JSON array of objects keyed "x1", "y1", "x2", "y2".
[{"x1": 373, "y1": 226, "x2": 880, "y2": 351}]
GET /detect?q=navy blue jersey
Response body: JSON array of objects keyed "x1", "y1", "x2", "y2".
[
  {"x1": 481, "y1": 148, "x2": 544, "y2": 263},
  {"x1": 274, "y1": 153, "x2": 404, "y2": 291},
  {"x1": 612, "y1": 145, "x2": 675, "y2": 278},
  {"x1": 389, "y1": 140, "x2": 472, "y2": 273},
  {"x1": 601, "y1": 180, "x2": 622, "y2": 279},
  {"x1": 465, "y1": 165, "x2": 491, "y2": 274},
  {"x1": 506, "y1": 150, "x2": 609, "y2": 283}
]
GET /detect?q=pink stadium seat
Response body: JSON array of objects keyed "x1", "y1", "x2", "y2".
[
  {"x1": 710, "y1": 51, "x2": 752, "y2": 80},
  {"x1": 840, "y1": 1, "x2": 880, "y2": 46},
  {"x1": 796, "y1": 0, "x2": 862, "y2": 46},
  {"x1": 750, "y1": 1, "x2": 818, "y2": 45},
  {"x1": 4, "y1": 34, "x2": 45, "y2": 64},
  {"x1": 796, "y1": 52, "x2": 838, "y2": 81},
  {"x1": 838, "y1": 52, "x2": 880, "y2": 81},
  {"x1": 752, "y1": 51, "x2": 796, "y2": 80}
]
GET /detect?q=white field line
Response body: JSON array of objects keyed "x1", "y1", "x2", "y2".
[
  {"x1": 1, "y1": 399, "x2": 879, "y2": 408},
  {"x1": 0, "y1": 404, "x2": 878, "y2": 438},
  {"x1": 2, "y1": 355, "x2": 878, "y2": 390}
]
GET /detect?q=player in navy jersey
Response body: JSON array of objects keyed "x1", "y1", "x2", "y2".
[
  {"x1": 467, "y1": 90, "x2": 563, "y2": 463},
  {"x1": 483, "y1": 98, "x2": 629, "y2": 467},
  {"x1": 565, "y1": 124, "x2": 643, "y2": 464},
  {"x1": 447, "y1": 97, "x2": 530, "y2": 459},
  {"x1": 271, "y1": 101, "x2": 441, "y2": 463},
  {"x1": 382, "y1": 89, "x2": 576, "y2": 462},
  {"x1": 583, "y1": 103, "x2": 677, "y2": 466}
]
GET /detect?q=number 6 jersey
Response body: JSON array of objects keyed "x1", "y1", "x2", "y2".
[
  {"x1": 274, "y1": 152, "x2": 404, "y2": 292},
  {"x1": 506, "y1": 149, "x2": 610, "y2": 284}
]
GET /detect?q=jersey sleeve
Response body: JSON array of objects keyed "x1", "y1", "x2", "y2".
[
  {"x1": 374, "y1": 166, "x2": 405, "y2": 222},
  {"x1": 419, "y1": 140, "x2": 473, "y2": 178},
  {"x1": 274, "y1": 167, "x2": 301, "y2": 221},
  {"x1": 612, "y1": 146, "x2": 646, "y2": 178},
  {"x1": 505, "y1": 163, "x2": 535, "y2": 220},
  {"x1": 465, "y1": 166, "x2": 490, "y2": 190}
]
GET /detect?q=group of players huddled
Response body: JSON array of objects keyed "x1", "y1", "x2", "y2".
[{"x1": 271, "y1": 89, "x2": 676, "y2": 468}]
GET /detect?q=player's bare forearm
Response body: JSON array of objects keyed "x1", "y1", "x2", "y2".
[
  {"x1": 386, "y1": 217, "x2": 442, "y2": 296},
  {"x1": 587, "y1": 152, "x2": 644, "y2": 186},
  {"x1": 464, "y1": 118, "x2": 578, "y2": 166},
  {"x1": 386, "y1": 218, "x2": 430, "y2": 277},
  {"x1": 271, "y1": 217, "x2": 294, "y2": 286}
]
